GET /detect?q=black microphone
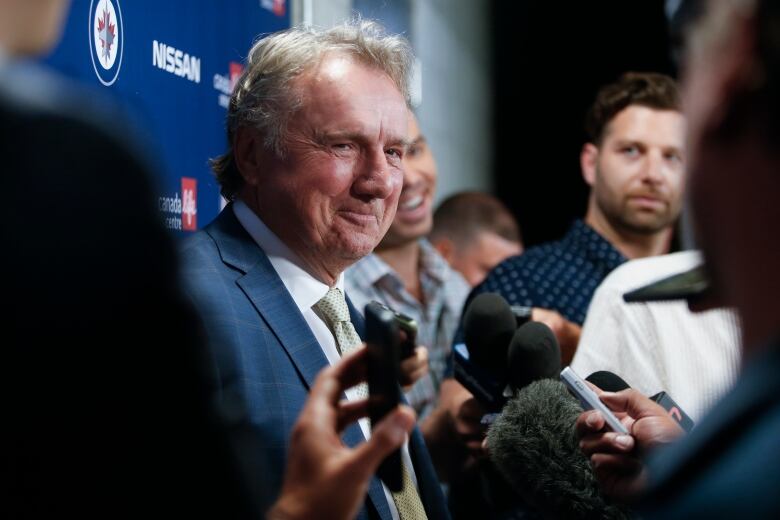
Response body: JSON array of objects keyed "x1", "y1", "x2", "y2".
[
  {"x1": 506, "y1": 321, "x2": 561, "y2": 392},
  {"x1": 585, "y1": 371, "x2": 694, "y2": 433},
  {"x1": 487, "y1": 379, "x2": 631, "y2": 519},
  {"x1": 462, "y1": 292, "x2": 516, "y2": 376},
  {"x1": 453, "y1": 293, "x2": 516, "y2": 411}
]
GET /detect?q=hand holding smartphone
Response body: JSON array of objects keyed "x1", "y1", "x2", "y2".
[
  {"x1": 560, "y1": 366, "x2": 629, "y2": 435},
  {"x1": 364, "y1": 302, "x2": 403, "y2": 491},
  {"x1": 368, "y1": 301, "x2": 418, "y2": 359}
]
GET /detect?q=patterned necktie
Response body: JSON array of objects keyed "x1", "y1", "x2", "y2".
[
  {"x1": 315, "y1": 288, "x2": 428, "y2": 520},
  {"x1": 315, "y1": 287, "x2": 367, "y2": 397}
]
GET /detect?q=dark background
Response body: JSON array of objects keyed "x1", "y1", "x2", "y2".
[{"x1": 492, "y1": 0, "x2": 677, "y2": 247}]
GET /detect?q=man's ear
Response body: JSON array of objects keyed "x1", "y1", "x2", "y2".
[
  {"x1": 580, "y1": 143, "x2": 599, "y2": 187},
  {"x1": 234, "y1": 126, "x2": 266, "y2": 187}
]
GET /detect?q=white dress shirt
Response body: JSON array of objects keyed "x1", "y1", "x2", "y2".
[{"x1": 572, "y1": 251, "x2": 742, "y2": 422}]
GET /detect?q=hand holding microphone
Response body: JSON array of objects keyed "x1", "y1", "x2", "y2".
[
  {"x1": 575, "y1": 386, "x2": 684, "y2": 502},
  {"x1": 487, "y1": 377, "x2": 632, "y2": 519},
  {"x1": 454, "y1": 293, "x2": 564, "y2": 412},
  {"x1": 486, "y1": 328, "x2": 633, "y2": 518},
  {"x1": 450, "y1": 293, "x2": 564, "y2": 462}
]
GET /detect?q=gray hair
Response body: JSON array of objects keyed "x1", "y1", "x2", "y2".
[{"x1": 212, "y1": 19, "x2": 414, "y2": 200}]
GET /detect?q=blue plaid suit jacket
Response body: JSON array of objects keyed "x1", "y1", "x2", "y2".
[{"x1": 181, "y1": 204, "x2": 449, "y2": 520}]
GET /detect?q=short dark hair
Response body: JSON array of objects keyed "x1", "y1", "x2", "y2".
[
  {"x1": 430, "y1": 191, "x2": 521, "y2": 247},
  {"x1": 585, "y1": 72, "x2": 681, "y2": 145}
]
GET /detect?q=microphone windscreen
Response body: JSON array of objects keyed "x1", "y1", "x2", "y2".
[
  {"x1": 462, "y1": 292, "x2": 516, "y2": 375},
  {"x1": 506, "y1": 321, "x2": 561, "y2": 391},
  {"x1": 488, "y1": 379, "x2": 631, "y2": 519},
  {"x1": 585, "y1": 371, "x2": 631, "y2": 393}
]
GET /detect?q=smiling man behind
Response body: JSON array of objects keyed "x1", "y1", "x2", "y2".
[{"x1": 346, "y1": 112, "x2": 471, "y2": 421}]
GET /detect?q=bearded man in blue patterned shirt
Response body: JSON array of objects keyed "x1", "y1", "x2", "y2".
[{"x1": 463, "y1": 72, "x2": 687, "y2": 364}]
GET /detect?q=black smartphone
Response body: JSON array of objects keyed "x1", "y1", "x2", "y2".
[
  {"x1": 622, "y1": 265, "x2": 710, "y2": 303},
  {"x1": 367, "y1": 300, "x2": 418, "y2": 359},
  {"x1": 364, "y1": 302, "x2": 403, "y2": 491}
]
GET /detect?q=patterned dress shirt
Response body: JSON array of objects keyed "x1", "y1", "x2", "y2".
[
  {"x1": 446, "y1": 220, "x2": 626, "y2": 379},
  {"x1": 346, "y1": 239, "x2": 471, "y2": 419},
  {"x1": 466, "y1": 219, "x2": 626, "y2": 325}
]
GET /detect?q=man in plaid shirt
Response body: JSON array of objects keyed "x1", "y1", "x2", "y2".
[{"x1": 346, "y1": 111, "x2": 470, "y2": 421}]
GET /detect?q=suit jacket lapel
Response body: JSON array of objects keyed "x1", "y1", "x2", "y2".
[
  {"x1": 408, "y1": 427, "x2": 450, "y2": 519},
  {"x1": 206, "y1": 206, "x2": 328, "y2": 390}
]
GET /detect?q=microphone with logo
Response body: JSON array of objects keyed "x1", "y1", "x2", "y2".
[{"x1": 585, "y1": 371, "x2": 695, "y2": 433}]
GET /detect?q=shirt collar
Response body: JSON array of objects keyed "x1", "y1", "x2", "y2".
[
  {"x1": 349, "y1": 249, "x2": 396, "y2": 287},
  {"x1": 418, "y1": 238, "x2": 451, "y2": 284},
  {"x1": 233, "y1": 200, "x2": 344, "y2": 314},
  {"x1": 348, "y1": 238, "x2": 452, "y2": 289}
]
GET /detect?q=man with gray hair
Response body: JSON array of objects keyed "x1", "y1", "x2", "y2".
[{"x1": 181, "y1": 21, "x2": 449, "y2": 520}]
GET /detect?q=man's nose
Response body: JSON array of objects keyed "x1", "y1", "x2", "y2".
[
  {"x1": 641, "y1": 150, "x2": 667, "y2": 185},
  {"x1": 353, "y1": 147, "x2": 397, "y2": 199}
]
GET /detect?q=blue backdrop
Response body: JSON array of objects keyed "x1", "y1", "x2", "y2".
[{"x1": 44, "y1": 0, "x2": 290, "y2": 233}]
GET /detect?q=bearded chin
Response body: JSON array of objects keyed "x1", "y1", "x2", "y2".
[
  {"x1": 599, "y1": 196, "x2": 673, "y2": 235},
  {"x1": 618, "y1": 207, "x2": 673, "y2": 234}
]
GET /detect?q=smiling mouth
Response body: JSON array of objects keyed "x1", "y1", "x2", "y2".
[
  {"x1": 338, "y1": 209, "x2": 378, "y2": 225},
  {"x1": 398, "y1": 194, "x2": 424, "y2": 211}
]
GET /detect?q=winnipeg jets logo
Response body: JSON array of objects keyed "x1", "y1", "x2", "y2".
[
  {"x1": 96, "y1": 7, "x2": 116, "y2": 67},
  {"x1": 89, "y1": 0, "x2": 124, "y2": 86}
]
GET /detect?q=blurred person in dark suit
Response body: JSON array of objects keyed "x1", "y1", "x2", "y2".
[
  {"x1": 1, "y1": 1, "x2": 252, "y2": 516},
  {"x1": 576, "y1": 0, "x2": 780, "y2": 516},
  {"x1": 346, "y1": 112, "x2": 470, "y2": 421}
]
